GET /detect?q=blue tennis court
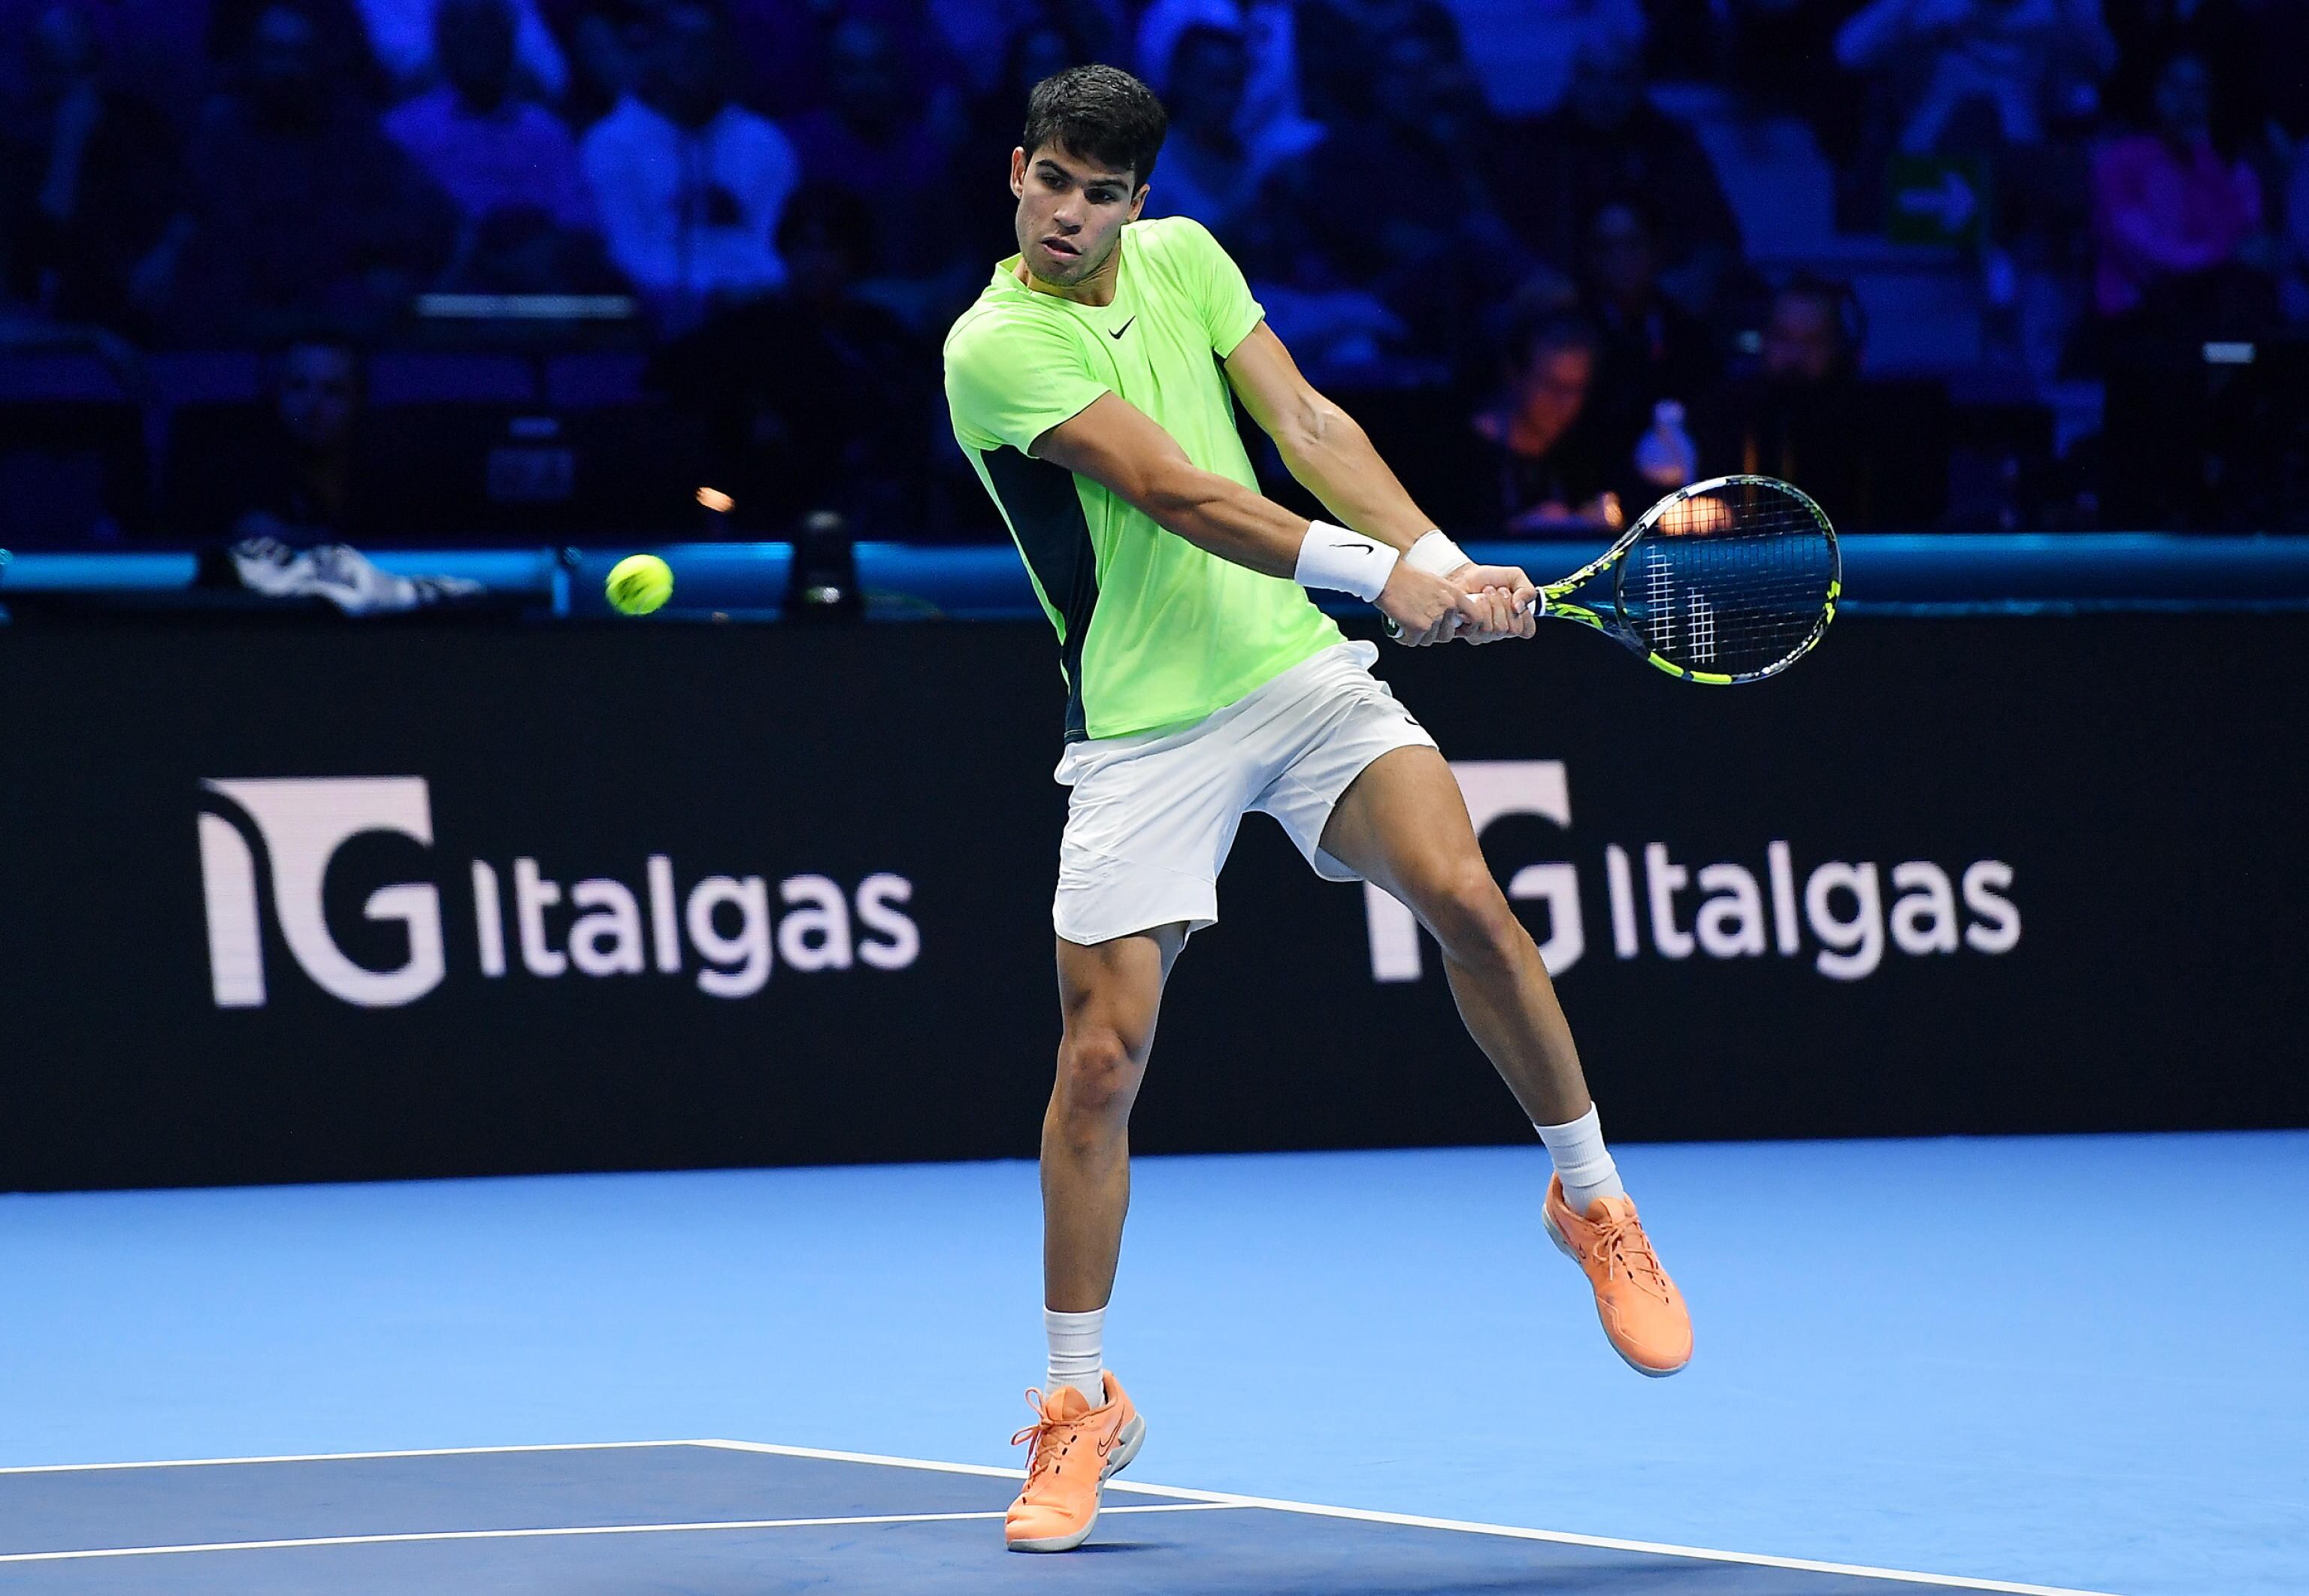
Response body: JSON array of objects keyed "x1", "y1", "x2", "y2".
[
  {"x1": 3, "y1": 1135, "x2": 2301, "y2": 1596},
  {"x1": 3, "y1": 1440, "x2": 2096, "y2": 1593}
]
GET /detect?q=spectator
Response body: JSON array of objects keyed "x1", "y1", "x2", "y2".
[
  {"x1": 352, "y1": 0, "x2": 566, "y2": 102},
  {"x1": 142, "y1": 0, "x2": 459, "y2": 342},
  {"x1": 384, "y1": 0, "x2": 593, "y2": 232},
  {"x1": 931, "y1": 0, "x2": 1120, "y2": 101},
  {"x1": 1728, "y1": 0, "x2": 1875, "y2": 228},
  {"x1": 1578, "y1": 198, "x2": 1721, "y2": 472},
  {"x1": 1136, "y1": 0, "x2": 1318, "y2": 164},
  {"x1": 1139, "y1": 23, "x2": 1312, "y2": 244},
  {"x1": 204, "y1": 0, "x2": 389, "y2": 103},
  {"x1": 646, "y1": 185, "x2": 940, "y2": 534},
  {"x1": 1524, "y1": 0, "x2": 1648, "y2": 116},
  {"x1": 1291, "y1": 22, "x2": 1528, "y2": 363},
  {"x1": 1757, "y1": 274, "x2": 1862, "y2": 383},
  {"x1": 2, "y1": 3, "x2": 181, "y2": 331},
  {"x1": 580, "y1": 0, "x2": 797, "y2": 328},
  {"x1": 0, "y1": 0, "x2": 213, "y2": 133},
  {"x1": 782, "y1": 15, "x2": 973, "y2": 328},
  {"x1": 537, "y1": 0, "x2": 649, "y2": 126},
  {"x1": 1469, "y1": 313, "x2": 1622, "y2": 530},
  {"x1": 959, "y1": 20, "x2": 1082, "y2": 261},
  {"x1": 1496, "y1": 32, "x2": 1745, "y2": 319},
  {"x1": 166, "y1": 337, "x2": 378, "y2": 541},
  {"x1": 1835, "y1": 0, "x2": 2115, "y2": 157},
  {"x1": 2090, "y1": 53, "x2": 2265, "y2": 329},
  {"x1": 965, "y1": 19, "x2": 1079, "y2": 160},
  {"x1": 2104, "y1": 0, "x2": 2307, "y2": 152},
  {"x1": 1697, "y1": 275, "x2": 1954, "y2": 529},
  {"x1": 1294, "y1": 0, "x2": 1461, "y2": 125}
]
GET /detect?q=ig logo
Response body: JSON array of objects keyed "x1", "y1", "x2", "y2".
[
  {"x1": 1364, "y1": 760, "x2": 1582, "y2": 981},
  {"x1": 196, "y1": 778, "x2": 445, "y2": 1008}
]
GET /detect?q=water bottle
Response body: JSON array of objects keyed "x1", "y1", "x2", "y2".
[{"x1": 1635, "y1": 399, "x2": 1697, "y2": 489}]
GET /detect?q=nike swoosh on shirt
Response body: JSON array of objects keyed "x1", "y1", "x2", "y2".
[{"x1": 1109, "y1": 317, "x2": 1136, "y2": 339}]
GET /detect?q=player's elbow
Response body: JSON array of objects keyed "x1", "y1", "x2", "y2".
[{"x1": 1276, "y1": 391, "x2": 1354, "y2": 465}]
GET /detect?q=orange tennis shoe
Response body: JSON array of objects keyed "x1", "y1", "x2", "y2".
[
  {"x1": 1543, "y1": 1176, "x2": 1692, "y2": 1376},
  {"x1": 1004, "y1": 1373, "x2": 1146, "y2": 1552}
]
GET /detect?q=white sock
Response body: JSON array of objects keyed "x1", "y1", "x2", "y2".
[
  {"x1": 1536, "y1": 1102, "x2": 1625, "y2": 1214},
  {"x1": 1043, "y1": 1306, "x2": 1106, "y2": 1409}
]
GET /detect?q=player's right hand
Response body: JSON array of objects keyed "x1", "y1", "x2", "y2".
[
  {"x1": 1378, "y1": 563, "x2": 1485, "y2": 646},
  {"x1": 1448, "y1": 565, "x2": 1539, "y2": 644}
]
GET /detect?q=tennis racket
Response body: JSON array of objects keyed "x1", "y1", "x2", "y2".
[{"x1": 1434, "y1": 474, "x2": 1839, "y2": 685}]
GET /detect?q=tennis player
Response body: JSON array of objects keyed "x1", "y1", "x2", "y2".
[{"x1": 944, "y1": 65, "x2": 1691, "y2": 1554}]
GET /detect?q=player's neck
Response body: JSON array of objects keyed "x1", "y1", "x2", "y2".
[{"x1": 1014, "y1": 250, "x2": 1122, "y2": 309}]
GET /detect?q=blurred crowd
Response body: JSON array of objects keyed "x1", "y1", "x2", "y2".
[{"x1": 1, "y1": 0, "x2": 2304, "y2": 548}]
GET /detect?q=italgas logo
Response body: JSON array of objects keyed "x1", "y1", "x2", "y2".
[
  {"x1": 1364, "y1": 761, "x2": 2019, "y2": 984},
  {"x1": 196, "y1": 778, "x2": 918, "y2": 1009}
]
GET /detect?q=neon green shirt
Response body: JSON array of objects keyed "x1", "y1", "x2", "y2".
[{"x1": 944, "y1": 216, "x2": 1342, "y2": 742}]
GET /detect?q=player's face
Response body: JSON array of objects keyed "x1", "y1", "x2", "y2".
[{"x1": 1010, "y1": 145, "x2": 1145, "y2": 288}]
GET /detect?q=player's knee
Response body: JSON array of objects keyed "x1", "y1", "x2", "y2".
[
  {"x1": 1055, "y1": 1023, "x2": 1142, "y2": 1129},
  {"x1": 1426, "y1": 863, "x2": 1524, "y2": 971}
]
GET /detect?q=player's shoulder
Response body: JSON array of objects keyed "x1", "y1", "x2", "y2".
[
  {"x1": 1127, "y1": 213, "x2": 1227, "y2": 269},
  {"x1": 942, "y1": 288, "x2": 1006, "y2": 360},
  {"x1": 943, "y1": 276, "x2": 1098, "y2": 407},
  {"x1": 945, "y1": 270, "x2": 1064, "y2": 359}
]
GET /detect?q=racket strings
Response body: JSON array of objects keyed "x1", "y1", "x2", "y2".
[{"x1": 1618, "y1": 482, "x2": 1834, "y2": 676}]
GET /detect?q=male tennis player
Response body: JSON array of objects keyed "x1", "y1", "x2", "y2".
[{"x1": 944, "y1": 66, "x2": 1691, "y2": 1554}]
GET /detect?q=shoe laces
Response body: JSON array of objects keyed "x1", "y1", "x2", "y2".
[
  {"x1": 1011, "y1": 1389, "x2": 1105, "y2": 1490},
  {"x1": 1590, "y1": 1208, "x2": 1674, "y2": 1303}
]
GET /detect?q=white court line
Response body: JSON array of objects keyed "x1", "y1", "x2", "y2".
[
  {"x1": 0, "y1": 1440, "x2": 699, "y2": 1475},
  {"x1": 1, "y1": 1439, "x2": 2119, "y2": 1595},
  {"x1": 696, "y1": 1440, "x2": 2119, "y2": 1596},
  {"x1": 0, "y1": 1503, "x2": 1239, "y2": 1564}
]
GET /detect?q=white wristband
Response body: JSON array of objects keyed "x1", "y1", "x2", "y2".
[
  {"x1": 1404, "y1": 529, "x2": 1469, "y2": 577},
  {"x1": 1294, "y1": 521, "x2": 1398, "y2": 603}
]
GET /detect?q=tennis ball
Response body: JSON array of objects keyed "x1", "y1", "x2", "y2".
[{"x1": 606, "y1": 553, "x2": 673, "y2": 615}]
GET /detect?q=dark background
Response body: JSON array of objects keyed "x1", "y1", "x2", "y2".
[{"x1": 3, "y1": 610, "x2": 2304, "y2": 1192}]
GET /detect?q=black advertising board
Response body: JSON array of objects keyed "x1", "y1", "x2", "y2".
[{"x1": 2, "y1": 614, "x2": 2302, "y2": 1190}]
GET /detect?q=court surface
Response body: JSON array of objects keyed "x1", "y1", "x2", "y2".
[
  {"x1": 2, "y1": 1134, "x2": 2302, "y2": 1595},
  {"x1": 0, "y1": 1440, "x2": 2105, "y2": 1593}
]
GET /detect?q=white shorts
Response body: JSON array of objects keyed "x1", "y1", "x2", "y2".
[{"x1": 1052, "y1": 640, "x2": 1438, "y2": 945}]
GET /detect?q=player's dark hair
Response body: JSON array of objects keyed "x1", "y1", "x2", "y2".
[{"x1": 1021, "y1": 65, "x2": 1167, "y2": 187}]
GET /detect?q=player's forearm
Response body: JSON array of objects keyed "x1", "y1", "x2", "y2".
[
  {"x1": 1268, "y1": 395, "x2": 1442, "y2": 554},
  {"x1": 1138, "y1": 458, "x2": 1315, "y2": 579}
]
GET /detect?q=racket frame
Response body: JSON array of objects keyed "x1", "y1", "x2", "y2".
[{"x1": 1537, "y1": 473, "x2": 1841, "y2": 685}]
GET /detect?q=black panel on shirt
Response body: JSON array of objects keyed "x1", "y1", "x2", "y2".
[{"x1": 979, "y1": 446, "x2": 1100, "y2": 742}]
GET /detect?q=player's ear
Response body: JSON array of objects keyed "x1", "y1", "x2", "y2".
[
  {"x1": 1127, "y1": 183, "x2": 1148, "y2": 222},
  {"x1": 1009, "y1": 147, "x2": 1027, "y2": 198}
]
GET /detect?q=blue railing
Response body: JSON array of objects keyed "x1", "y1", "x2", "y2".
[{"x1": 4, "y1": 534, "x2": 2307, "y2": 619}]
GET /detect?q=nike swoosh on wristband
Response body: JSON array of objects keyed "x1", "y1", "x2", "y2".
[
  {"x1": 1109, "y1": 317, "x2": 1136, "y2": 339},
  {"x1": 1331, "y1": 541, "x2": 1372, "y2": 552}
]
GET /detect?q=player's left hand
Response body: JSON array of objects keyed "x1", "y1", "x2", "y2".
[{"x1": 1448, "y1": 564, "x2": 1539, "y2": 643}]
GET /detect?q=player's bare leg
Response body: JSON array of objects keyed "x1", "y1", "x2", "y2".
[
  {"x1": 1044, "y1": 923, "x2": 1183, "y2": 1311},
  {"x1": 1005, "y1": 926, "x2": 1176, "y2": 1551},
  {"x1": 1318, "y1": 745, "x2": 1587, "y2": 1125},
  {"x1": 1320, "y1": 745, "x2": 1692, "y2": 1374}
]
